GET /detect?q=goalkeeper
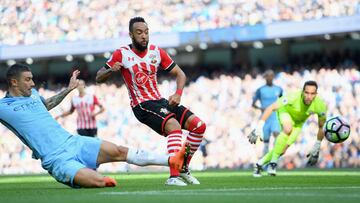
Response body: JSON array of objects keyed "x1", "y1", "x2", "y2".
[{"x1": 248, "y1": 80, "x2": 327, "y2": 177}]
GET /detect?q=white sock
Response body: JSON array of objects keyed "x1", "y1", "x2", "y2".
[
  {"x1": 263, "y1": 143, "x2": 269, "y2": 155},
  {"x1": 126, "y1": 148, "x2": 168, "y2": 166}
]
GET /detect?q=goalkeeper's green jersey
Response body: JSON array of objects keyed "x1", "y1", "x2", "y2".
[{"x1": 276, "y1": 91, "x2": 327, "y2": 125}]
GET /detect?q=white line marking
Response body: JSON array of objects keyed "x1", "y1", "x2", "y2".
[{"x1": 99, "y1": 186, "x2": 360, "y2": 198}]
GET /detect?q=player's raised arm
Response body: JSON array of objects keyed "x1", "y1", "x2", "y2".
[
  {"x1": 168, "y1": 65, "x2": 186, "y2": 106},
  {"x1": 45, "y1": 70, "x2": 80, "y2": 110}
]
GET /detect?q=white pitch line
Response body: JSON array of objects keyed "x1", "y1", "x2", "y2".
[{"x1": 99, "y1": 186, "x2": 360, "y2": 197}]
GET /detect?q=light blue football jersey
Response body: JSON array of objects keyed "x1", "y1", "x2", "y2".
[
  {"x1": 253, "y1": 84, "x2": 283, "y2": 120},
  {"x1": 0, "y1": 89, "x2": 72, "y2": 160}
]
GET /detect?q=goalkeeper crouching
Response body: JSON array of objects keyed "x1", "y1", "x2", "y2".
[{"x1": 248, "y1": 81, "x2": 327, "y2": 177}]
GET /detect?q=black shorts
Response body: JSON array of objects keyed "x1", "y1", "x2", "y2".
[
  {"x1": 132, "y1": 98, "x2": 193, "y2": 135},
  {"x1": 77, "y1": 128, "x2": 98, "y2": 137}
]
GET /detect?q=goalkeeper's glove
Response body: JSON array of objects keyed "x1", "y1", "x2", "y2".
[
  {"x1": 306, "y1": 140, "x2": 321, "y2": 166},
  {"x1": 248, "y1": 120, "x2": 264, "y2": 144}
]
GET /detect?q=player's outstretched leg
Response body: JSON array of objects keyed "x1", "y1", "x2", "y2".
[
  {"x1": 254, "y1": 149, "x2": 274, "y2": 177},
  {"x1": 267, "y1": 132, "x2": 289, "y2": 176},
  {"x1": 181, "y1": 116, "x2": 206, "y2": 185}
]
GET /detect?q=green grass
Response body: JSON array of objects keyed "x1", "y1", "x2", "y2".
[{"x1": 0, "y1": 170, "x2": 360, "y2": 203}]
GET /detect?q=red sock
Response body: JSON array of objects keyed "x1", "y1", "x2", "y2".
[{"x1": 167, "y1": 130, "x2": 183, "y2": 177}]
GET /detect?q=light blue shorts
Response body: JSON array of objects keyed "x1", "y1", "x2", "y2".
[
  {"x1": 41, "y1": 135, "x2": 101, "y2": 188},
  {"x1": 263, "y1": 115, "x2": 281, "y2": 142}
]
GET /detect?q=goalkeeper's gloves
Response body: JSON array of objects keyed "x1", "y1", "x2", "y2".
[
  {"x1": 248, "y1": 120, "x2": 264, "y2": 144},
  {"x1": 306, "y1": 140, "x2": 321, "y2": 166}
]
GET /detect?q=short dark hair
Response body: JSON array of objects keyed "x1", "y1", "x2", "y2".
[
  {"x1": 6, "y1": 64, "x2": 31, "y2": 87},
  {"x1": 303, "y1": 80, "x2": 318, "y2": 91},
  {"x1": 129, "y1": 16, "x2": 146, "y2": 32}
]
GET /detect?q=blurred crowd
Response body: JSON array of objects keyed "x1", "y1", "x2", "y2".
[
  {"x1": 1, "y1": 67, "x2": 359, "y2": 174},
  {"x1": 1, "y1": 0, "x2": 360, "y2": 45}
]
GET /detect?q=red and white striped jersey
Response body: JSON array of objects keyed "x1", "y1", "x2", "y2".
[
  {"x1": 71, "y1": 94, "x2": 101, "y2": 129},
  {"x1": 106, "y1": 44, "x2": 175, "y2": 107}
]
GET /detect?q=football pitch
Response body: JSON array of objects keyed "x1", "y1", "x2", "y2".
[{"x1": 0, "y1": 170, "x2": 359, "y2": 203}]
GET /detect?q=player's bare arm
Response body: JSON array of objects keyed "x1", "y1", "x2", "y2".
[
  {"x1": 55, "y1": 107, "x2": 75, "y2": 119},
  {"x1": 316, "y1": 118, "x2": 326, "y2": 141},
  {"x1": 45, "y1": 70, "x2": 80, "y2": 110},
  {"x1": 248, "y1": 102, "x2": 279, "y2": 144},
  {"x1": 168, "y1": 65, "x2": 186, "y2": 106},
  {"x1": 96, "y1": 67, "x2": 113, "y2": 83},
  {"x1": 252, "y1": 102, "x2": 262, "y2": 110},
  {"x1": 306, "y1": 117, "x2": 326, "y2": 165},
  {"x1": 96, "y1": 62, "x2": 121, "y2": 83},
  {"x1": 260, "y1": 102, "x2": 279, "y2": 122},
  {"x1": 92, "y1": 104, "x2": 105, "y2": 117}
]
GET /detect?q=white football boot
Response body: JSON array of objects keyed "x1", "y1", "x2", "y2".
[
  {"x1": 165, "y1": 176, "x2": 187, "y2": 186},
  {"x1": 267, "y1": 162, "x2": 277, "y2": 176},
  {"x1": 253, "y1": 163, "x2": 263, "y2": 178},
  {"x1": 180, "y1": 171, "x2": 200, "y2": 185}
]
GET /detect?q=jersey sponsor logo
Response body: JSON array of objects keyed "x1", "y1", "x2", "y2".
[
  {"x1": 128, "y1": 57, "x2": 134, "y2": 61},
  {"x1": 135, "y1": 71, "x2": 148, "y2": 86},
  {"x1": 13, "y1": 100, "x2": 41, "y2": 111}
]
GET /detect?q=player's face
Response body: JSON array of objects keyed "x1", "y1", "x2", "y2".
[
  {"x1": 302, "y1": 85, "x2": 317, "y2": 105},
  {"x1": 16, "y1": 71, "x2": 35, "y2": 97},
  {"x1": 265, "y1": 73, "x2": 274, "y2": 85},
  {"x1": 77, "y1": 80, "x2": 85, "y2": 92},
  {"x1": 130, "y1": 22, "x2": 149, "y2": 51}
]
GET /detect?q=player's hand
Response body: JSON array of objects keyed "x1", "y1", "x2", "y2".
[
  {"x1": 306, "y1": 140, "x2": 321, "y2": 166},
  {"x1": 247, "y1": 121, "x2": 264, "y2": 144},
  {"x1": 68, "y1": 70, "x2": 80, "y2": 90},
  {"x1": 111, "y1": 62, "x2": 122, "y2": 71},
  {"x1": 306, "y1": 152, "x2": 319, "y2": 166},
  {"x1": 247, "y1": 129, "x2": 258, "y2": 144},
  {"x1": 168, "y1": 93, "x2": 181, "y2": 106}
]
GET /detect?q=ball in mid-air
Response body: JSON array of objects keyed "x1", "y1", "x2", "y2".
[{"x1": 324, "y1": 116, "x2": 350, "y2": 143}]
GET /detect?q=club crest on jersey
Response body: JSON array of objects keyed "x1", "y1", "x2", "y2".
[
  {"x1": 149, "y1": 54, "x2": 157, "y2": 64},
  {"x1": 160, "y1": 108, "x2": 169, "y2": 115},
  {"x1": 135, "y1": 72, "x2": 148, "y2": 85}
]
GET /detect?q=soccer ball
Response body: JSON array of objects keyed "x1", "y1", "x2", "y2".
[{"x1": 324, "y1": 116, "x2": 350, "y2": 143}]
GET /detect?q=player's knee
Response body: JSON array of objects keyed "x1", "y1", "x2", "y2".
[
  {"x1": 283, "y1": 128, "x2": 292, "y2": 135},
  {"x1": 164, "y1": 118, "x2": 181, "y2": 135},
  {"x1": 188, "y1": 117, "x2": 206, "y2": 134},
  {"x1": 282, "y1": 125, "x2": 292, "y2": 135}
]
